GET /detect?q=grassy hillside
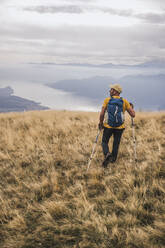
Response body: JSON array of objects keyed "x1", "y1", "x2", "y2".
[{"x1": 0, "y1": 110, "x2": 165, "y2": 248}]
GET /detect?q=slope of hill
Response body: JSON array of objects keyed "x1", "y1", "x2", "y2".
[{"x1": 0, "y1": 110, "x2": 165, "y2": 248}]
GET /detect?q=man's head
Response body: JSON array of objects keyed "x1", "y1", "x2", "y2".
[{"x1": 109, "y1": 84, "x2": 122, "y2": 97}]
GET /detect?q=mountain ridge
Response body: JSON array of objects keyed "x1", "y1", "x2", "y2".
[
  {"x1": 47, "y1": 74, "x2": 165, "y2": 111},
  {"x1": 0, "y1": 86, "x2": 49, "y2": 112},
  {"x1": 29, "y1": 59, "x2": 165, "y2": 69}
]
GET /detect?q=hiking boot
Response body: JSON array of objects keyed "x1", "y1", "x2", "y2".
[
  {"x1": 109, "y1": 156, "x2": 116, "y2": 163},
  {"x1": 102, "y1": 153, "x2": 112, "y2": 168}
]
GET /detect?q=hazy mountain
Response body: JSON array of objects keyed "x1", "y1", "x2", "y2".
[
  {"x1": 136, "y1": 60, "x2": 165, "y2": 68},
  {"x1": 0, "y1": 87, "x2": 49, "y2": 112},
  {"x1": 47, "y1": 74, "x2": 165, "y2": 111},
  {"x1": 120, "y1": 74, "x2": 165, "y2": 110},
  {"x1": 39, "y1": 59, "x2": 165, "y2": 69},
  {"x1": 0, "y1": 86, "x2": 14, "y2": 97},
  {"x1": 47, "y1": 76, "x2": 114, "y2": 106}
]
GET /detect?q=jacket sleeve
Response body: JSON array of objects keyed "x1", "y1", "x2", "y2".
[
  {"x1": 123, "y1": 99, "x2": 131, "y2": 111},
  {"x1": 102, "y1": 97, "x2": 110, "y2": 109}
]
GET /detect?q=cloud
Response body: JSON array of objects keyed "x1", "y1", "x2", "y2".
[
  {"x1": 64, "y1": 0, "x2": 95, "y2": 2},
  {"x1": 23, "y1": 4, "x2": 165, "y2": 25},
  {"x1": 103, "y1": 9, "x2": 165, "y2": 25},
  {"x1": 23, "y1": 5, "x2": 136, "y2": 16},
  {"x1": 135, "y1": 12, "x2": 165, "y2": 24},
  {"x1": 100, "y1": 7, "x2": 165, "y2": 24},
  {"x1": 1, "y1": 1, "x2": 165, "y2": 65},
  {"x1": 1, "y1": 21, "x2": 165, "y2": 64},
  {"x1": 100, "y1": 8, "x2": 134, "y2": 17},
  {"x1": 0, "y1": 0, "x2": 9, "y2": 3},
  {"x1": 139, "y1": 0, "x2": 165, "y2": 6},
  {"x1": 24, "y1": 5, "x2": 85, "y2": 14}
]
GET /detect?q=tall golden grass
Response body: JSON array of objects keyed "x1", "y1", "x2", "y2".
[{"x1": 0, "y1": 110, "x2": 165, "y2": 248}]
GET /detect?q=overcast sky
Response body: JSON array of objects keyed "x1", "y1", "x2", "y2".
[{"x1": 1, "y1": 0, "x2": 165, "y2": 65}]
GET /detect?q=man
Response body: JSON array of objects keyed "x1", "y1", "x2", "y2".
[{"x1": 98, "y1": 84, "x2": 135, "y2": 167}]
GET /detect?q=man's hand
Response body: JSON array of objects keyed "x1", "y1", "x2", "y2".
[
  {"x1": 98, "y1": 123, "x2": 103, "y2": 130},
  {"x1": 127, "y1": 104, "x2": 135, "y2": 118},
  {"x1": 130, "y1": 102, "x2": 134, "y2": 109}
]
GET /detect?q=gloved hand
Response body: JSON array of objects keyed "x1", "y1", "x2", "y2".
[
  {"x1": 130, "y1": 102, "x2": 134, "y2": 109},
  {"x1": 98, "y1": 123, "x2": 103, "y2": 130}
]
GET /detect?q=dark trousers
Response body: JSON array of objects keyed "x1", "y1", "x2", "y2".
[{"x1": 102, "y1": 127, "x2": 124, "y2": 161}]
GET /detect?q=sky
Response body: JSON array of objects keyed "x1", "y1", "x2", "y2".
[
  {"x1": 0, "y1": 0, "x2": 165, "y2": 111},
  {"x1": 1, "y1": 0, "x2": 165, "y2": 65}
]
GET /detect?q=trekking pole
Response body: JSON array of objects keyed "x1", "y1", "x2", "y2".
[
  {"x1": 87, "y1": 128, "x2": 101, "y2": 171},
  {"x1": 131, "y1": 117, "x2": 137, "y2": 162}
]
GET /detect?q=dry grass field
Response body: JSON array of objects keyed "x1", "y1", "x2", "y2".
[{"x1": 0, "y1": 110, "x2": 165, "y2": 248}]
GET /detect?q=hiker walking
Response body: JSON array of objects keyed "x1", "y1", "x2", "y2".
[{"x1": 98, "y1": 84, "x2": 135, "y2": 167}]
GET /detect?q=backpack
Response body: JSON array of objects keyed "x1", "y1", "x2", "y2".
[{"x1": 107, "y1": 97, "x2": 124, "y2": 127}]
